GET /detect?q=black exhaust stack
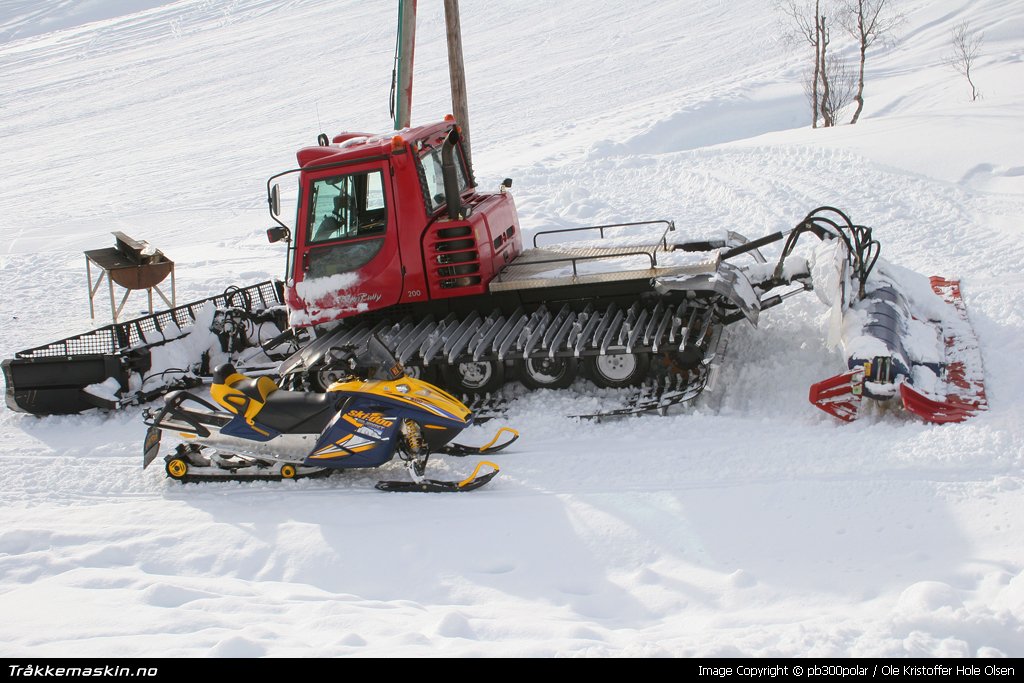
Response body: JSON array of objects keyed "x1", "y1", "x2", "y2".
[{"x1": 441, "y1": 126, "x2": 464, "y2": 220}]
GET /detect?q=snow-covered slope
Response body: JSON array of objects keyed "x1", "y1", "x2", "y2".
[{"x1": 1, "y1": 0, "x2": 1022, "y2": 657}]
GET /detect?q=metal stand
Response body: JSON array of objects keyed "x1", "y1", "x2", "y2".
[{"x1": 84, "y1": 232, "x2": 175, "y2": 322}]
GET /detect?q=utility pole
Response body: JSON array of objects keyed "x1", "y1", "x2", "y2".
[
  {"x1": 444, "y1": 0, "x2": 471, "y2": 171},
  {"x1": 393, "y1": 0, "x2": 416, "y2": 130}
]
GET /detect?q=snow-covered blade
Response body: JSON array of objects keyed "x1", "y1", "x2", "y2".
[{"x1": 811, "y1": 275, "x2": 987, "y2": 424}]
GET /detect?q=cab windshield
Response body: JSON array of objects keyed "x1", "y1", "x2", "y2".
[{"x1": 303, "y1": 170, "x2": 388, "y2": 278}]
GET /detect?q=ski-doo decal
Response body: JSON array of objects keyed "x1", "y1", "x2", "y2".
[{"x1": 310, "y1": 433, "x2": 380, "y2": 459}]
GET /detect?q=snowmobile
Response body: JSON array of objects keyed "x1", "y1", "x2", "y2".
[{"x1": 142, "y1": 333, "x2": 518, "y2": 491}]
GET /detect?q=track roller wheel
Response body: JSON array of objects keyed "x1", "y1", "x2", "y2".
[
  {"x1": 442, "y1": 360, "x2": 505, "y2": 395},
  {"x1": 585, "y1": 350, "x2": 650, "y2": 388},
  {"x1": 309, "y1": 361, "x2": 349, "y2": 392},
  {"x1": 166, "y1": 457, "x2": 189, "y2": 481},
  {"x1": 280, "y1": 464, "x2": 297, "y2": 479},
  {"x1": 516, "y1": 356, "x2": 578, "y2": 390},
  {"x1": 403, "y1": 363, "x2": 439, "y2": 385}
]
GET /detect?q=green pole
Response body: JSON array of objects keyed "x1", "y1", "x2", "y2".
[{"x1": 394, "y1": 0, "x2": 417, "y2": 130}]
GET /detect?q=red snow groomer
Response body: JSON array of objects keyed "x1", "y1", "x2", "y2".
[
  {"x1": 262, "y1": 119, "x2": 987, "y2": 423},
  {"x1": 3, "y1": 119, "x2": 987, "y2": 424}
]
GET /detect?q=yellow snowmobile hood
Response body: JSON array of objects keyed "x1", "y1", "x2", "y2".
[{"x1": 327, "y1": 376, "x2": 471, "y2": 424}]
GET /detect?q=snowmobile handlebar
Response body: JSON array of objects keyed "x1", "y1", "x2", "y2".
[{"x1": 324, "y1": 345, "x2": 359, "y2": 368}]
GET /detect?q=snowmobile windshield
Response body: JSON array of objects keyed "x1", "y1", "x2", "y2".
[{"x1": 362, "y1": 335, "x2": 405, "y2": 381}]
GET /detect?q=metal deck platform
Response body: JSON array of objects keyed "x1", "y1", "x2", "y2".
[{"x1": 488, "y1": 243, "x2": 720, "y2": 293}]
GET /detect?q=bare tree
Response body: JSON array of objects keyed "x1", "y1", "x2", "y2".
[
  {"x1": 945, "y1": 20, "x2": 983, "y2": 101},
  {"x1": 778, "y1": 0, "x2": 848, "y2": 127},
  {"x1": 779, "y1": 0, "x2": 821, "y2": 127},
  {"x1": 817, "y1": 10, "x2": 833, "y2": 126},
  {"x1": 841, "y1": 0, "x2": 904, "y2": 124},
  {"x1": 803, "y1": 53, "x2": 856, "y2": 125},
  {"x1": 821, "y1": 53, "x2": 857, "y2": 123}
]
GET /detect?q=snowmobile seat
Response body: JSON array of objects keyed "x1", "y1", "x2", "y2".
[
  {"x1": 211, "y1": 363, "x2": 338, "y2": 434},
  {"x1": 211, "y1": 363, "x2": 279, "y2": 414},
  {"x1": 257, "y1": 390, "x2": 338, "y2": 434}
]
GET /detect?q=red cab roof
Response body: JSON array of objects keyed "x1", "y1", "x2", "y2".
[{"x1": 295, "y1": 120, "x2": 453, "y2": 168}]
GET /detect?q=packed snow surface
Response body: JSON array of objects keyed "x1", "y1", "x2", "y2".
[{"x1": 1, "y1": 0, "x2": 1023, "y2": 657}]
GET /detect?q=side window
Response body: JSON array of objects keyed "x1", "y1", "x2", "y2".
[
  {"x1": 366, "y1": 172, "x2": 385, "y2": 211},
  {"x1": 420, "y1": 152, "x2": 445, "y2": 211},
  {"x1": 307, "y1": 170, "x2": 387, "y2": 244},
  {"x1": 419, "y1": 148, "x2": 467, "y2": 213}
]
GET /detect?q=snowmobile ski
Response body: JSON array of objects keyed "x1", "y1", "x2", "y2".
[
  {"x1": 440, "y1": 427, "x2": 519, "y2": 456},
  {"x1": 375, "y1": 460, "x2": 500, "y2": 492}
]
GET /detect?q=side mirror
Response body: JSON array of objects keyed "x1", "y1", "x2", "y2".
[
  {"x1": 500, "y1": 178, "x2": 513, "y2": 194},
  {"x1": 266, "y1": 226, "x2": 290, "y2": 244},
  {"x1": 268, "y1": 183, "x2": 281, "y2": 217}
]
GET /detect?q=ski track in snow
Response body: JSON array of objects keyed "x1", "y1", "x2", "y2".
[{"x1": 1, "y1": 0, "x2": 1023, "y2": 657}]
